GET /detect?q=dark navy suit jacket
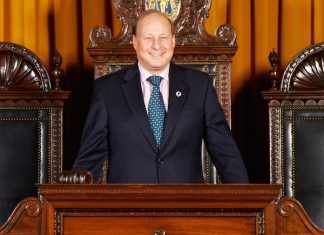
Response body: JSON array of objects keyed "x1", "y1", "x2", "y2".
[{"x1": 72, "y1": 62, "x2": 249, "y2": 183}]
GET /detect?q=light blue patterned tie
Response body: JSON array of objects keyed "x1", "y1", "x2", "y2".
[{"x1": 147, "y1": 75, "x2": 166, "y2": 149}]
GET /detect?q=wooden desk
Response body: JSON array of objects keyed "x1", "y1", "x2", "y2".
[
  {"x1": 2, "y1": 184, "x2": 323, "y2": 234},
  {"x1": 39, "y1": 184, "x2": 281, "y2": 235}
]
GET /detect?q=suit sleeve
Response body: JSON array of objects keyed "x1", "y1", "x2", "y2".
[
  {"x1": 203, "y1": 77, "x2": 249, "y2": 183},
  {"x1": 72, "y1": 80, "x2": 108, "y2": 180}
]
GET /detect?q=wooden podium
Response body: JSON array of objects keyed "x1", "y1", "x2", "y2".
[
  {"x1": 2, "y1": 184, "x2": 324, "y2": 234},
  {"x1": 38, "y1": 184, "x2": 281, "y2": 235}
]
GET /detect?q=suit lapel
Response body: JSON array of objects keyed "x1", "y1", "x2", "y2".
[
  {"x1": 160, "y1": 63, "x2": 189, "y2": 150},
  {"x1": 121, "y1": 65, "x2": 157, "y2": 152}
]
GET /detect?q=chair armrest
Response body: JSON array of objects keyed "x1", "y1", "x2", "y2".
[{"x1": 58, "y1": 170, "x2": 93, "y2": 184}]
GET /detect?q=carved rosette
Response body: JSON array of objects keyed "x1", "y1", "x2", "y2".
[{"x1": 281, "y1": 43, "x2": 324, "y2": 91}]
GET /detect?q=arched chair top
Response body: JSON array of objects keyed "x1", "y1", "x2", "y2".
[
  {"x1": 281, "y1": 42, "x2": 324, "y2": 92},
  {"x1": 0, "y1": 42, "x2": 51, "y2": 91},
  {"x1": 89, "y1": 0, "x2": 237, "y2": 48}
]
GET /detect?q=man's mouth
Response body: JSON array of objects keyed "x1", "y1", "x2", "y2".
[{"x1": 149, "y1": 52, "x2": 165, "y2": 57}]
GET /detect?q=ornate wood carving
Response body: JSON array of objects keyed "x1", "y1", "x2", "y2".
[
  {"x1": 39, "y1": 184, "x2": 281, "y2": 198},
  {"x1": 276, "y1": 197, "x2": 324, "y2": 234},
  {"x1": 281, "y1": 43, "x2": 324, "y2": 92},
  {"x1": 0, "y1": 42, "x2": 51, "y2": 91},
  {"x1": 268, "y1": 104, "x2": 282, "y2": 186},
  {"x1": 0, "y1": 197, "x2": 41, "y2": 234},
  {"x1": 0, "y1": 42, "x2": 70, "y2": 226},
  {"x1": 263, "y1": 42, "x2": 324, "y2": 230},
  {"x1": 89, "y1": 0, "x2": 236, "y2": 47}
]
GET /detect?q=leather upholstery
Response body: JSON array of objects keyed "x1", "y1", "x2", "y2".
[{"x1": 282, "y1": 108, "x2": 324, "y2": 228}]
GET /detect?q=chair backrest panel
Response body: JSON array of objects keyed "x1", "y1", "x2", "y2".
[
  {"x1": 0, "y1": 42, "x2": 69, "y2": 226},
  {"x1": 263, "y1": 42, "x2": 324, "y2": 229}
]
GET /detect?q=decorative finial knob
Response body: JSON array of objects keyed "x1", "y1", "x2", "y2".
[
  {"x1": 268, "y1": 49, "x2": 280, "y2": 91},
  {"x1": 51, "y1": 50, "x2": 63, "y2": 90}
]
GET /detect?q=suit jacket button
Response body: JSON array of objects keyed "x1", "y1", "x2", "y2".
[{"x1": 157, "y1": 158, "x2": 164, "y2": 164}]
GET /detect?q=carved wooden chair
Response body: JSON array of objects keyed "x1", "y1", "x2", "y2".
[
  {"x1": 0, "y1": 42, "x2": 69, "y2": 227},
  {"x1": 263, "y1": 42, "x2": 324, "y2": 229},
  {"x1": 87, "y1": 0, "x2": 238, "y2": 184}
]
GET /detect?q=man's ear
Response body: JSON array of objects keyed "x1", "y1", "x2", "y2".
[
  {"x1": 172, "y1": 34, "x2": 176, "y2": 48},
  {"x1": 132, "y1": 35, "x2": 137, "y2": 50}
]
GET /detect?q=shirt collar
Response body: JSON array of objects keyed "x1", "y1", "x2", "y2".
[{"x1": 138, "y1": 62, "x2": 170, "y2": 82}]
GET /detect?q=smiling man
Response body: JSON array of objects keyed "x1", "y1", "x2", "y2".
[
  {"x1": 72, "y1": 10, "x2": 249, "y2": 184},
  {"x1": 132, "y1": 11, "x2": 175, "y2": 75}
]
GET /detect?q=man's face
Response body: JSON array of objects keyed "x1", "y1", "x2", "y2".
[{"x1": 133, "y1": 13, "x2": 175, "y2": 74}]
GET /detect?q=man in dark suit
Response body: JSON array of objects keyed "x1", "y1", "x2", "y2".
[{"x1": 72, "y1": 10, "x2": 249, "y2": 184}]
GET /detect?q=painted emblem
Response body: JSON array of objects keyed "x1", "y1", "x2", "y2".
[{"x1": 145, "y1": 0, "x2": 181, "y2": 21}]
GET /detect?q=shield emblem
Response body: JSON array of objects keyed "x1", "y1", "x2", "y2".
[{"x1": 145, "y1": 0, "x2": 181, "y2": 22}]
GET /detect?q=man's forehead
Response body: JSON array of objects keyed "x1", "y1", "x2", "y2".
[{"x1": 139, "y1": 13, "x2": 170, "y2": 26}]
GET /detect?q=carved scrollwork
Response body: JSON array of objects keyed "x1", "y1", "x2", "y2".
[
  {"x1": 24, "y1": 199, "x2": 42, "y2": 218},
  {"x1": 0, "y1": 198, "x2": 41, "y2": 233},
  {"x1": 89, "y1": 0, "x2": 237, "y2": 47},
  {"x1": 278, "y1": 199, "x2": 295, "y2": 217}
]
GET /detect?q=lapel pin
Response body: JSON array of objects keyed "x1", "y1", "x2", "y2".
[{"x1": 176, "y1": 91, "x2": 182, "y2": 97}]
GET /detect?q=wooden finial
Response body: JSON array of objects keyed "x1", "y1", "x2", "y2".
[
  {"x1": 268, "y1": 49, "x2": 280, "y2": 91},
  {"x1": 51, "y1": 50, "x2": 63, "y2": 90}
]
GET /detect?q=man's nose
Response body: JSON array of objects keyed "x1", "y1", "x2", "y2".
[{"x1": 152, "y1": 38, "x2": 161, "y2": 49}]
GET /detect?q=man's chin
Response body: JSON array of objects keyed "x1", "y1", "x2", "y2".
[{"x1": 148, "y1": 65, "x2": 166, "y2": 74}]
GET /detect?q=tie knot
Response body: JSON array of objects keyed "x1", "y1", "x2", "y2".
[{"x1": 147, "y1": 75, "x2": 163, "y2": 87}]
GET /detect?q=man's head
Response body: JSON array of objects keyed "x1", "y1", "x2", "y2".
[{"x1": 132, "y1": 10, "x2": 175, "y2": 75}]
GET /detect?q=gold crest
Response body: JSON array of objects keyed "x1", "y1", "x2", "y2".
[{"x1": 145, "y1": 0, "x2": 181, "y2": 21}]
